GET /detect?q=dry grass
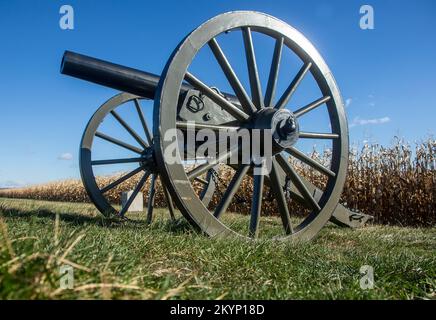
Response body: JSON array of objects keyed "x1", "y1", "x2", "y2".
[
  {"x1": 1, "y1": 198, "x2": 435, "y2": 299},
  {"x1": 1, "y1": 138, "x2": 435, "y2": 227}
]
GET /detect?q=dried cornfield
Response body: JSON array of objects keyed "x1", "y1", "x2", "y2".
[{"x1": 1, "y1": 138, "x2": 435, "y2": 227}]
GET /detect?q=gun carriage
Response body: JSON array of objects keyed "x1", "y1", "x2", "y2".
[{"x1": 61, "y1": 11, "x2": 371, "y2": 241}]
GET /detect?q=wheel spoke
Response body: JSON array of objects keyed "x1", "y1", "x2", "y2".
[
  {"x1": 187, "y1": 146, "x2": 239, "y2": 180},
  {"x1": 181, "y1": 134, "x2": 230, "y2": 162},
  {"x1": 91, "y1": 157, "x2": 143, "y2": 166},
  {"x1": 100, "y1": 166, "x2": 145, "y2": 194},
  {"x1": 242, "y1": 27, "x2": 263, "y2": 109},
  {"x1": 275, "y1": 62, "x2": 312, "y2": 110},
  {"x1": 119, "y1": 172, "x2": 149, "y2": 217},
  {"x1": 187, "y1": 163, "x2": 216, "y2": 181},
  {"x1": 194, "y1": 177, "x2": 208, "y2": 185},
  {"x1": 95, "y1": 131, "x2": 143, "y2": 154},
  {"x1": 249, "y1": 165, "x2": 265, "y2": 238},
  {"x1": 214, "y1": 165, "x2": 250, "y2": 219},
  {"x1": 285, "y1": 147, "x2": 336, "y2": 177},
  {"x1": 208, "y1": 38, "x2": 257, "y2": 114},
  {"x1": 299, "y1": 132, "x2": 339, "y2": 139},
  {"x1": 276, "y1": 154, "x2": 321, "y2": 211},
  {"x1": 184, "y1": 72, "x2": 249, "y2": 121},
  {"x1": 146, "y1": 174, "x2": 157, "y2": 224},
  {"x1": 294, "y1": 96, "x2": 331, "y2": 118},
  {"x1": 176, "y1": 121, "x2": 241, "y2": 132},
  {"x1": 133, "y1": 99, "x2": 153, "y2": 145},
  {"x1": 269, "y1": 159, "x2": 293, "y2": 234},
  {"x1": 264, "y1": 37, "x2": 284, "y2": 108},
  {"x1": 162, "y1": 185, "x2": 176, "y2": 221},
  {"x1": 111, "y1": 110, "x2": 148, "y2": 149}
]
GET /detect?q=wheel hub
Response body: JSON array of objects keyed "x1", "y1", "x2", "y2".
[
  {"x1": 253, "y1": 107, "x2": 299, "y2": 154},
  {"x1": 140, "y1": 147, "x2": 158, "y2": 173}
]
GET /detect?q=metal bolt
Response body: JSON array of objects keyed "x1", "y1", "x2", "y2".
[
  {"x1": 287, "y1": 117, "x2": 297, "y2": 131},
  {"x1": 278, "y1": 117, "x2": 297, "y2": 138}
]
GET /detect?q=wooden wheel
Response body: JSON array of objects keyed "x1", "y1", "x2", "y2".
[
  {"x1": 154, "y1": 11, "x2": 349, "y2": 241},
  {"x1": 80, "y1": 92, "x2": 216, "y2": 221}
]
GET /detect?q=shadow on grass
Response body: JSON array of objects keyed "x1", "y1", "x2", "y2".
[
  {"x1": 0, "y1": 202, "x2": 198, "y2": 235},
  {"x1": 1, "y1": 205, "x2": 110, "y2": 226},
  {"x1": 154, "y1": 217, "x2": 198, "y2": 235}
]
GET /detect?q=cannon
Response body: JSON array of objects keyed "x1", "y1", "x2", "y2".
[{"x1": 61, "y1": 11, "x2": 372, "y2": 241}]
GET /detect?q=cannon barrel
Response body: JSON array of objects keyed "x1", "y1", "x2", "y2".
[
  {"x1": 61, "y1": 51, "x2": 238, "y2": 103},
  {"x1": 61, "y1": 51, "x2": 169, "y2": 99}
]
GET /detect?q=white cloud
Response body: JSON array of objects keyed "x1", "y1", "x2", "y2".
[
  {"x1": 350, "y1": 116, "x2": 391, "y2": 128},
  {"x1": 58, "y1": 152, "x2": 73, "y2": 161},
  {"x1": 345, "y1": 98, "x2": 352, "y2": 108},
  {"x1": 0, "y1": 180, "x2": 25, "y2": 188}
]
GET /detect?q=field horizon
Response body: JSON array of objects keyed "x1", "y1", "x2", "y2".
[{"x1": 1, "y1": 138, "x2": 434, "y2": 227}]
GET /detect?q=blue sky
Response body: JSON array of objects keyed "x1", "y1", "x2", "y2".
[{"x1": 0, "y1": 0, "x2": 435, "y2": 187}]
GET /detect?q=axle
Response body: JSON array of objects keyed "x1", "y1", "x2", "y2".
[{"x1": 61, "y1": 51, "x2": 238, "y2": 103}]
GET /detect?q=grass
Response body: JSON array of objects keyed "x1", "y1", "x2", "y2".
[{"x1": 0, "y1": 197, "x2": 435, "y2": 300}]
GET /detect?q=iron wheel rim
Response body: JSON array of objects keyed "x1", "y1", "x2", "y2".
[{"x1": 154, "y1": 11, "x2": 349, "y2": 241}]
